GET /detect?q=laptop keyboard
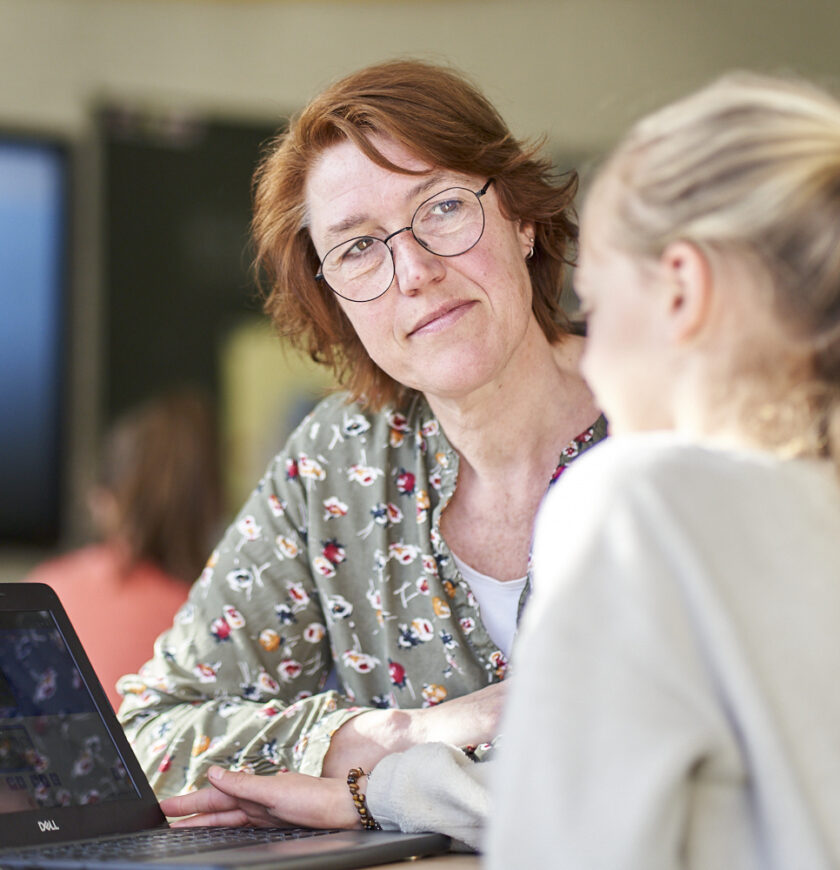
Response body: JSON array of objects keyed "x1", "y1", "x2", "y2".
[{"x1": 0, "y1": 825, "x2": 342, "y2": 862}]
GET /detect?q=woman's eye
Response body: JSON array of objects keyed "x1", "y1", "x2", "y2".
[
  {"x1": 430, "y1": 198, "x2": 461, "y2": 217},
  {"x1": 344, "y1": 237, "x2": 376, "y2": 259}
]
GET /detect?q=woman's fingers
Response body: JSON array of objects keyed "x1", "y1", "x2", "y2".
[
  {"x1": 168, "y1": 808, "x2": 251, "y2": 827},
  {"x1": 162, "y1": 779, "x2": 285, "y2": 828},
  {"x1": 160, "y1": 784, "x2": 239, "y2": 819}
]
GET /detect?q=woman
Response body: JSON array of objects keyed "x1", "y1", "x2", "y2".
[
  {"x1": 118, "y1": 58, "x2": 604, "y2": 825},
  {"x1": 488, "y1": 72, "x2": 840, "y2": 867}
]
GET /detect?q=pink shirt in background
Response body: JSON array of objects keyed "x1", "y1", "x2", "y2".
[{"x1": 27, "y1": 543, "x2": 189, "y2": 709}]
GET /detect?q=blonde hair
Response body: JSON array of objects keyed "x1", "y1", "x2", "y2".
[{"x1": 599, "y1": 71, "x2": 840, "y2": 466}]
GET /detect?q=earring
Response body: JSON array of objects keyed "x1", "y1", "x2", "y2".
[{"x1": 526, "y1": 238, "x2": 535, "y2": 260}]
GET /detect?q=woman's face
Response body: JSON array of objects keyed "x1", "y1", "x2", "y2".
[
  {"x1": 576, "y1": 184, "x2": 676, "y2": 434},
  {"x1": 304, "y1": 136, "x2": 536, "y2": 402}
]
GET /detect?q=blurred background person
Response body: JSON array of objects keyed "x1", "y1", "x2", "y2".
[{"x1": 27, "y1": 388, "x2": 223, "y2": 709}]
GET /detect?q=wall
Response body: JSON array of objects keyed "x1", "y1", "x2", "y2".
[
  {"x1": 3, "y1": 0, "x2": 840, "y2": 150},
  {"x1": 2, "y1": 0, "x2": 839, "y2": 578}
]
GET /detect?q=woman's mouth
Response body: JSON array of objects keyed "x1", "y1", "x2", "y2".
[{"x1": 408, "y1": 300, "x2": 476, "y2": 337}]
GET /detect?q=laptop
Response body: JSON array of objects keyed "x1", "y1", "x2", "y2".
[{"x1": 0, "y1": 582, "x2": 452, "y2": 869}]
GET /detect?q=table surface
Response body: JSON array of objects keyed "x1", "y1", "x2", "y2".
[{"x1": 375, "y1": 853, "x2": 479, "y2": 868}]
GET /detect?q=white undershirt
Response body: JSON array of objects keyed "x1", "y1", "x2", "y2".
[{"x1": 451, "y1": 552, "x2": 527, "y2": 658}]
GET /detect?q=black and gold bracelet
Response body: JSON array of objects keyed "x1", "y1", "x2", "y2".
[{"x1": 347, "y1": 767, "x2": 382, "y2": 831}]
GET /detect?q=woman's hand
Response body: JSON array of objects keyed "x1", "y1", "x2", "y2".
[
  {"x1": 160, "y1": 766, "x2": 361, "y2": 830},
  {"x1": 321, "y1": 680, "x2": 507, "y2": 777},
  {"x1": 161, "y1": 681, "x2": 508, "y2": 826}
]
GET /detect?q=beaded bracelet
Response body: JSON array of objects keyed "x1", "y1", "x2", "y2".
[{"x1": 347, "y1": 767, "x2": 382, "y2": 831}]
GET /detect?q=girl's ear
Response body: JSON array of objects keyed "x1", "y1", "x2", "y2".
[{"x1": 659, "y1": 240, "x2": 713, "y2": 342}]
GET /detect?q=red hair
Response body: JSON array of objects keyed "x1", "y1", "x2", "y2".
[{"x1": 253, "y1": 59, "x2": 578, "y2": 410}]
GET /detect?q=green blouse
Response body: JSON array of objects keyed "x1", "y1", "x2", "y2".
[{"x1": 117, "y1": 391, "x2": 606, "y2": 798}]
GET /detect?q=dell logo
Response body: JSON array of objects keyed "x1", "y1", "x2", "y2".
[{"x1": 38, "y1": 819, "x2": 60, "y2": 832}]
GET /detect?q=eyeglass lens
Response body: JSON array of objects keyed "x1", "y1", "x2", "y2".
[{"x1": 320, "y1": 185, "x2": 487, "y2": 302}]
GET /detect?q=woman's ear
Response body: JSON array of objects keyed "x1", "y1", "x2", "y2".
[
  {"x1": 658, "y1": 240, "x2": 713, "y2": 342},
  {"x1": 518, "y1": 219, "x2": 536, "y2": 259}
]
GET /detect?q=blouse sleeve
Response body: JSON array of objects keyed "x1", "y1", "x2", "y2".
[{"x1": 116, "y1": 447, "x2": 367, "y2": 798}]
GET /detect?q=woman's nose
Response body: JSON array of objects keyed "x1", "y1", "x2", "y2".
[{"x1": 390, "y1": 231, "x2": 446, "y2": 295}]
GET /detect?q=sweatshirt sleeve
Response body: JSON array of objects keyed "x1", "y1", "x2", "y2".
[
  {"x1": 116, "y1": 445, "x2": 368, "y2": 798},
  {"x1": 367, "y1": 742, "x2": 491, "y2": 850}
]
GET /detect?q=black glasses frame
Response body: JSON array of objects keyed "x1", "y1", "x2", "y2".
[{"x1": 315, "y1": 178, "x2": 494, "y2": 303}]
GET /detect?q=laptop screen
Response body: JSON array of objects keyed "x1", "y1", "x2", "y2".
[
  {"x1": 0, "y1": 608, "x2": 141, "y2": 815},
  {"x1": 0, "y1": 585, "x2": 166, "y2": 849}
]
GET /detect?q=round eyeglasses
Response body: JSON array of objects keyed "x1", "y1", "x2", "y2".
[{"x1": 315, "y1": 179, "x2": 493, "y2": 302}]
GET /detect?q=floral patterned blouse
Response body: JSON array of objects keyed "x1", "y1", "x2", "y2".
[{"x1": 116, "y1": 391, "x2": 606, "y2": 798}]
